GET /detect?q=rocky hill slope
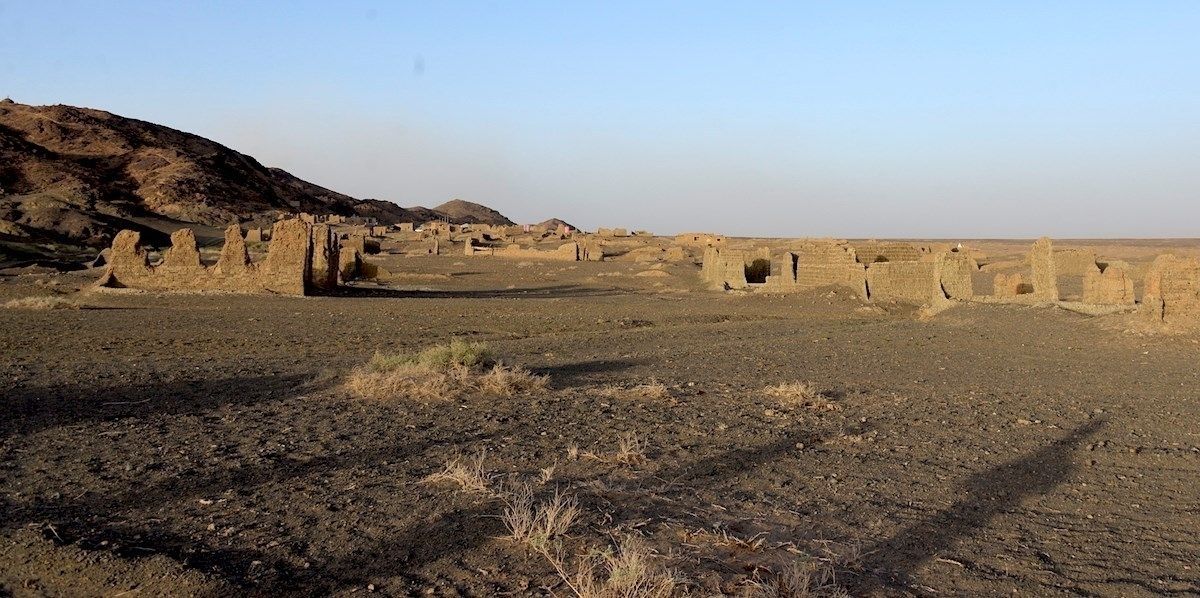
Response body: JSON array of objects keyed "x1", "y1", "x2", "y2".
[{"x1": 0, "y1": 100, "x2": 513, "y2": 258}]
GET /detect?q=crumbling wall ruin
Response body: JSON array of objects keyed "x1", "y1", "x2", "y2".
[
  {"x1": 1029, "y1": 237, "x2": 1059, "y2": 301},
  {"x1": 701, "y1": 247, "x2": 749, "y2": 289},
  {"x1": 464, "y1": 241, "x2": 580, "y2": 261},
  {"x1": 993, "y1": 272, "x2": 1029, "y2": 297},
  {"x1": 674, "y1": 233, "x2": 727, "y2": 248},
  {"x1": 1140, "y1": 254, "x2": 1200, "y2": 324},
  {"x1": 854, "y1": 241, "x2": 921, "y2": 264},
  {"x1": 865, "y1": 260, "x2": 942, "y2": 303},
  {"x1": 1082, "y1": 263, "x2": 1136, "y2": 305},
  {"x1": 97, "y1": 219, "x2": 338, "y2": 295},
  {"x1": 1054, "y1": 248, "x2": 1098, "y2": 276},
  {"x1": 938, "y1": 252, "x2": 975, "y2": 300}
]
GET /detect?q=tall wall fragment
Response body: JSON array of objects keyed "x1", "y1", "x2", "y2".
[
  {"x1": 701, "y1": 247, "x2": 748, "y2": 289},
  {"x1": 97, "y1": 219, "x2": 338, "y2": 296},
  {"x1": 1082, "y1": 263, "x2": 1135, "y2": 305},
  {"x1": 1029, "y1": 237, "x2": 1059, "y2": 302},
  {"x1": 1141, "y1": 254, "x2": 1200, "y2": 324}
]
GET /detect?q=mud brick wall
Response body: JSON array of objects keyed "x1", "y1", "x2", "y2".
[
  {"x1": 465, "y1": 241, "x2": 580, "y2": 261},
  {"x1": 1141, "y1": 255, "x2": 1200, "y2": 323},
  {"x1": 99, "y1": 219, "x2": 336, "y2": 295},
  {"x1": 865, "y1": 260, "x2": 942, "y2": 303},
  {"x1": 1054, "y1": 248, "x2": 1098, "y2": 276},
  {"x1": 854, "y1": 242, "x2": 921, "y2": 264},
  {"x1": 1082, "y1": 263, "x2": 1135, "y2": 305},
  {"x1": 1030, "y1": 237, "x2": 1059, "y2": 301},
  {"x1": 702, "y1": 247, "x2": 748, "y2": 289}
]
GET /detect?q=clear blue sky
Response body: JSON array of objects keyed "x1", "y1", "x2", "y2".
[{"x1": 4, "y1": 1, "x2": 1198, "y2": 237}]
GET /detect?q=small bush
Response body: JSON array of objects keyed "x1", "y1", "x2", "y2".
[
  {"x1": 366, "y1": 339, "x2": 494, "y2": 373},
  {"x1": 582, "y1": 432, "x2": 647, "y2": 466},
  {"x1": 2, "y1": 296, "x2": 80, "y2": 310},
  {"x1": 556, "y1": 536, "x2": 681, "y2": 598},
  {"x1": 478, "y1": 364, "x2": 550, "y2": 396},
  {"x1": 744, "y1": 560, "x2": 849, "y2": 598},
  {"x1": 763, "y1": 382, "x2": 840, "y2": 411},
  {"x1": 502, "y1": 483, "x2": 580, "y2": 552},
  {"x1": 347, "y1": 341, "x2": 546, "y2": 400},
  {"x1": 598, "y1": 380, "x2": 671, "y2": 401},
  {"x1": 422, "y1": 450, "x2": 494, "y2": 495}
]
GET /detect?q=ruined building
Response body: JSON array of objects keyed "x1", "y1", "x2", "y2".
[{"x1": 96, "y1": 219, "x2": 340, "y2": 296}]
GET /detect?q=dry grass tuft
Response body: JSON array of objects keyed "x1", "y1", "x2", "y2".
[
  {"x1": 598, "y1": 379, "x2": 672, "y2": 401},
  {"x1": 762, "y1": 382, "x2": 840, "y2": 411},
  {"x1": 501, "y1": 483, "x2": 580, "y2": 552},
  {"x1": 3, "y1": 296, "x2": 81, "y2": 310},
  {"x1": 553, "y1": 536, "x2": 681, "y2": 598},
  {"x1": 346, "y1": 341, "x2": 547, "y2": 400},
  {"x1": 422, "y1": 450, "x2": 494, "y2": 495},
  {"x1": 582, "y1": 432, "x2": 647, "y2": 466},
  {"x1": 744, "y1": 560, "x2": 849, "y2": 598},
  {"x1": 478, "y1": 364, "x2": 550, "y2": 396}
]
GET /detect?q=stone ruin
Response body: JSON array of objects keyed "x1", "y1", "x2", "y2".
[
  {"x1": 464, "y1": 240, "x2": 580, "y2": 261},
  {"x1": 1029, "y1": 236, "x2": 1059, "y2": 301},
  {"x1": 708, "y1": 239, "x2": 976, "y2": 304},
  {"x1": 1140, "y1": 254, "x2": 1200, "y2": 325},
  {"x1": 700, "y1": 233, "x2": 1200, "y2": 327},
  {"x1": 96, "y1": 219, "x2": 339, "y2": 296},
  {"x1": 1082, "y1": 262, "x2": 1136, "y2": 306},
  {"x1": 674, "y1": 233, "x2": 727, "y2": 248}
]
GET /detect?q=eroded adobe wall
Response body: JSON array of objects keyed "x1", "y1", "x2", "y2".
[
  {"x1": 993, "y1": 272, "x2": 1028, "y2": 297},
  {"x1": 701, "y1": 247, "x2": 748, "y2": 289},
  {"x1": 939, "y1": 252, "x2": 974, "y2": 300},
  {"x1": 1054, "y1": 248, "x2": 1098, "y2": 276},
  {"x1": 793, "y1": 242, "x2": 867, "y2": 297},
  {"x1": 854, "y1": 241, "x2": 921, "y2": 264},
  {"x1": 1082, "y1": 263, "x2": 1136, "y2": 305},
  {"x1": 464, "y1": 241, "x2": 580, "y2": 261},
  {"x1": 1030, "y1": 237, "x2": 1059, "y2": 301},
  {"x1": 1141, "y1": 254, "x2": 1200, "y2": 323},
  {"x1": 97, "y1": 219, "x2": 336, "y2": 296},
  {"x1": 865, "y1": 260, "x2": 942, "y2": 304},
  {"x1": 673, "y1": 233, "x2": 727, "y2": 248}
]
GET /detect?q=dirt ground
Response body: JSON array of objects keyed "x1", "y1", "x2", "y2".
[{"x1": 1, "y1": 250, "x2": 1198, "y2": 597}]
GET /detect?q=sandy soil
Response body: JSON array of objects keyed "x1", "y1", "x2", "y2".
[{"x1": 1, "y1": 252, "x2": 1198, "y2": 596}]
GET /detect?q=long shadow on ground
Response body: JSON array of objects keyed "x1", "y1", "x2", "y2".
[{"x1": 855, "y1": 418, "x2": 1105, "y2": 593}]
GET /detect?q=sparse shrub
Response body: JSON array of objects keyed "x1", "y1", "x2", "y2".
[
  {"x1": 478, "y1": 364, "x2": 550, "y2": 396},
  {"x1": 599, "y1": 380, "x2": 671, "y2": 400},
  {"x1": 501, "y1": 482, "x2": 580, "y2": 552},
  {"x1": 422, "y1": 450, "x2": 494, "y2": 495},
  {"x1": 2, "y1": 296, "x2": 80, "y2": 310},
  {"x1": 744, "y1": 560, "x2": 849, "y2": 598},
  {"x1": 346, "y1": 340, "x2": 546, "y2": 400},
  {"x1": 552, "y1": 536, "x2": 681, "y2": 598},
  {"x1": 582, "y1": 432, "x2": 647, "y2": 465},
  {"x1": 762, "y1": 382, "x2": 840, "y2": 411}
]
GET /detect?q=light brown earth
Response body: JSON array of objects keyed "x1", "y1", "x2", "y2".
[{"x1": 1, "y1": 243, "x2": 1198, "y2": 597}]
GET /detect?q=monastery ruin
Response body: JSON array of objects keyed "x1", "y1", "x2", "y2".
[{"x1": 91, "y1": 214, "x2": 1200, "y2": 329}]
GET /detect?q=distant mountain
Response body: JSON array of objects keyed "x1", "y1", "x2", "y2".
[
  {"x1": 431, "y1": 199, "x2": 515, "y2": 226},
  {"x1": 537, "y1": 218, "x2": 577, "y2": 231},
  {"x1": 0, "y1": 100, "x2": 515, "y2": 253}
]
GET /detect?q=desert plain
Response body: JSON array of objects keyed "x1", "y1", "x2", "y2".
[{"x1": 2, "y1": 234, "x2": 1198, "y2": 597}]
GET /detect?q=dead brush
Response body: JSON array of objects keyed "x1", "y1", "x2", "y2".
[
  {"x1": 2, "y1": 296, "x2": 81, "y2": 310},
  {"x1": 345, "y1": 340, "x2": 548, "y2": 400},
  {"x1": 762, "y1": 382, "x2": 840, "y2": 412},
  {"x1": 597, "y1": 379, "x2": 671, "y2": 401},
  {"x1": 478, "y1": 364, "x2": 550, "y2": 396},
  {"x1": 500, "y1": 482, "x2": 580, "y2": 552},
  {"x1": 742, "y1": 560, "x2": 849, "y2": 598},
  {"x1": 582, "y1": 432, "x2": 647, "y2": 466},
  {"x1": 547, "y1": 535, "x2": 682, "y2": 598},
  {"x1": 421, "y1": 450, "x2": 494, "y2": 496}
]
